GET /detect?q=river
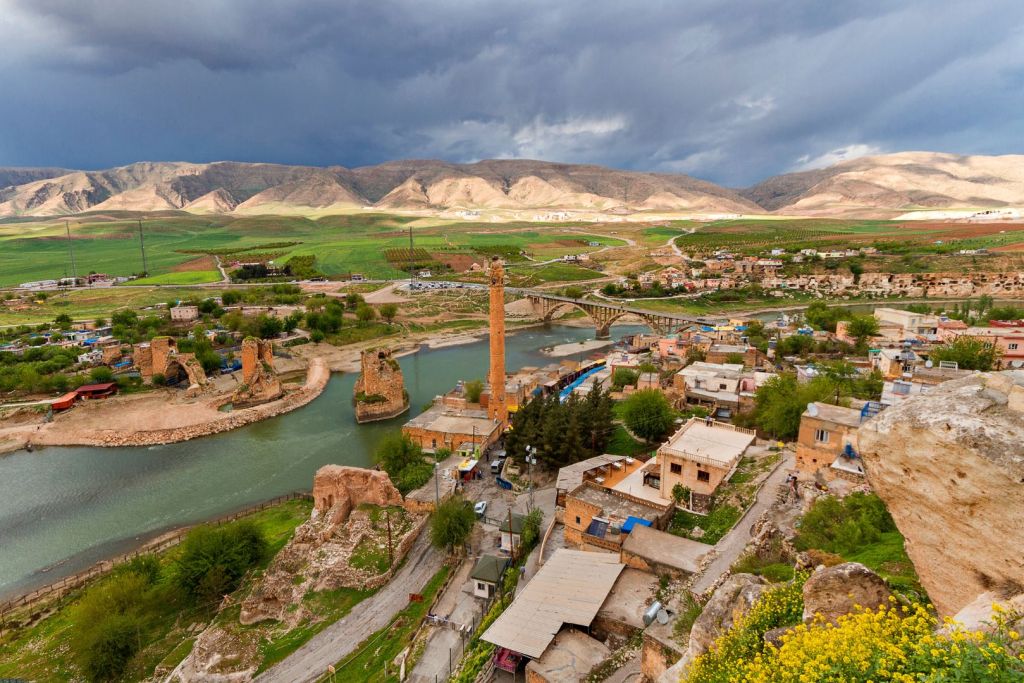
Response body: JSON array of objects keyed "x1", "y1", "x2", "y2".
[{"x1": 0, "y1": 323, "x2": 646, "y2": 599}]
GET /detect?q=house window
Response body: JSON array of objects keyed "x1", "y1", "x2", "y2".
[
  {"x1": 697, "y1": 470, "x2": 710, "y2": 483},
  {"x1": 431, "y1": 439, "x2": 437, "y2": 448},
  {"x1": 814, "y1": 429, "x2": 830, "y2": 443},
  {"x1": 670, "y1": 462, "x2": 682, "y2": 475},
  {"x1": 575, "y1": 516, "x2": 581, "y2": 524}
]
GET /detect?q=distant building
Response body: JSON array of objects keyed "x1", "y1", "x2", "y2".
[
  {"x1": 170, "y1": 305, "x2": 199, "y2": 322},
  {"x1": 470, "y1": 554, "x2": 508, "y2": 599}
]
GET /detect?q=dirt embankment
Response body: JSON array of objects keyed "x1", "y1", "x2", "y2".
[{"x1": 0, "y1": 359, "x2": 330, "y2": 453}]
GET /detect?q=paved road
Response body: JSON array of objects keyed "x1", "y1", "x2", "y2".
[
  {"x1": 690, "y1": 451, "x2": 794, "y2": 595},
  {"x1": 257, "y1": 530, "x2": 443, "y2": 683}
]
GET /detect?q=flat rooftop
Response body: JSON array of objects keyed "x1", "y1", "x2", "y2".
[
  {"x1": 555, "y1": 454, "x2": 627, "y2": 492},
  {"x1": 525, "y1": 630, "x2": 609, "y2": 681},
  {"x1": 595, "y1": 568, "x2": 660, "y2": 629},
  {"x1": 570, "y1": 482, "x2": 667, "y2": 521},
  {"x1": 804, "y1": 402, "x2": 862, "y2": 428},
  {"x1": 620, "y1": 524, "x2": 711, "y2": 574},
  {"x1": 481, "y1": 549, "x2": 625, "y2": 659},
  {"x1": 659, "y1": 419, "x2": 755, "y2": 469},
  {"x1": 609, "y1": 459, "x2": 670, "y2": 507},
  {"x1": 403, "y1": 402, "x2": 497, "y2": 437}
]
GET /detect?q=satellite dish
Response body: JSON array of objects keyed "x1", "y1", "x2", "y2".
[
  {"x1": 806, "y1": 403, "x2": 819, "y2": 417},
  {"x1": 925, "y1": 360, "x2": 934, "y2": 368},
  {"x1": 656, "y1": 609, "x2": 670, "y2": 625}
]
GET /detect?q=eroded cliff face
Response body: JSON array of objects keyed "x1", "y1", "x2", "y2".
[{"x1": 858, "y1": 371, "x2": 1024, "y2": 616}]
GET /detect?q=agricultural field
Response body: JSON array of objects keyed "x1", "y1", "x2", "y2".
[{"x1": 0, "y1": 211, "x2": 627, "y2": 287}]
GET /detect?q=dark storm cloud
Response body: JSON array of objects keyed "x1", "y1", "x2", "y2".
[{"x1": 1, "y1": 0, "x2": 1022, "y2": 184}]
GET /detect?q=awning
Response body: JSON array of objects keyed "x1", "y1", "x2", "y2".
[{"x1": 621, "y1": 516, "x2": 652, "y2": 533}]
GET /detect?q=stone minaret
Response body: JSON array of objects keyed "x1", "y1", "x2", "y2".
[{"x1": 488, "y1": 257, "x2": 508, "y2": 426}]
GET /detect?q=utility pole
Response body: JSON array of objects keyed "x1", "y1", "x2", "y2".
[
  {"x1": 65, "y1": 221, "x2": 77, "y2": 284},
  {"x1": 434, "y1": 461, "x2": 440, "y2": 507},
  {"x1": 386, "y1": 507, "x2": 394, "y2": 567},
  {"x1": 508, "y1": 507, "x2": 515, "y2": 561},
  {"x1": 526, "y1": 446, "x2": 537, "y2": 512},
  {"x1": 137, "y1": 219, "x2": 148, "y2": 276},
  {"x1": 409, "y1": 225, "x2": 415, "y2": 285}
]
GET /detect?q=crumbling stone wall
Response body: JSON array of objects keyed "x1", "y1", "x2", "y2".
[
  {"x1": 232, "y1": 337, "x2": 282, "y2": 407},
  {"x1": 312, "y1": 465, "x2": 403, "y2": 522},
  {"x1": 352, "y1": 348, "x2": 409, "y2": 423},
  {"x1": 134, "y1": 336, "x2": 207, "y2": 389},
  {"x1": 859, "y1": 371, "x2": 1024, "y2": 616}
]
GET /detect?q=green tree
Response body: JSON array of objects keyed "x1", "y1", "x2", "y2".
[
  {"x1": 611, "y1": 367, "x2": 639, "y2": 390},
  {"x1": 94, "y1": 317, "x2": 107, "y2": 328},
  {"x1": 686, "y1": 346, "x2": 706, "y2": 364},
  {"x1": 753, "y1": 373, "x2": 840, "y2": 439},
  {"x1": 930, "y1": 336, "x2": 1000, "y2": 371},
  {"x1": 430, "y1": 496, "x2": 476, "y2": 552},
  {"x1": 845, "y1": 314, "x2": 880, "y2": 349},
  {"x1": 464, "y1": 378, "x2": 484, "y2": 403},
  {"x1": 172, "y1": 522, "x2": 268, "y2": 603},
  {"x1": 256, "y1": 314, "x2": 283, "y2": 339},
  {"x1": 520, "y1": 508, "x2": 544, "y2": 551},
  {"x1": 54, "y1": 313, "x2": 73, "y2": 327},
  {"x1": 89, "y1": 366, "x2": 114, "y2": 383},
  {"x1": 356, "y1": 304, "x2": 377, "y2": 324},
  {"x1": 344, "y1": 292, "x2": 365, "y2": 309},
  {"x1": 373, "y1": 432, "x2": 433, "y2": 494},
  {"x1": 724, "y1": 352, "x2": 745, "y2": 365},
  {"x1": 220, "y1": 290, "x2": 242, "y2": 305},
  {"x1": 621, "y1": 389, "x2": 675, "y2": 443},
  {"x1": 380, "y1": 302, "x2": 399, "y2": 324}
]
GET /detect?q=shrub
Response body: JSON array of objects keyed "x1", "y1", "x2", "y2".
[
  {"x1": 519, "y1": 508, "x2": 543, "y2": 551},
  {"x1": 611, "y1": 367, "x2": 639, "y2": 390},
  {"x1": 172, "y1": 522, "x2": 268, "y2": 603},
  {"x1": 150, "y1": 372, "x2": 166, "y2": 386},
  {"x1": 89, "y1": 366, "x2": 114, "y2": 383},
  {"x1": 430, "y1": 496, "x2": 476, "y2": 552},
  {"x1": 794, "y1": 492, "x2": 895, "y2": 556},
  {"x1": 464, "y1": 378, "x2": 484, "y2": 403},
  {"x1": 621, "y1": 389, "x2": 674, "y2": 442}
]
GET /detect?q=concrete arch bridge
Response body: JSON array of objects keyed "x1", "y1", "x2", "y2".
[{"x1": 511, "y1": 290, "x2": 714, "y2": 339}]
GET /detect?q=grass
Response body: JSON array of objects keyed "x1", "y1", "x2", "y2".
[
  {"x1": 606, "y1": 425, "x2": 651, "y2": 457},
  {"x1": 844, "y1": 531, "x2": 924, "y2": 600},
  {"x1": 668, "y1": 505, "x2": 741, "y2": 545},
  {"x1": 0, "y1": 497, "x2": 312, "y2": 682},
  {"x1": 131, "y1": 270, "x2": 222, "y2": 285},
  {"x1": 319, "y1": 565, "x2": 451, "y2": 683}
]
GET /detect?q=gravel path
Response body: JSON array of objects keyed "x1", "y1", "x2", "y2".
[
  {"x1": 690, "y1": 451, "x2": 794, "y2": 595},
  {"x1": 257, "y1": 530, "x2": 443, "y2": 683}
]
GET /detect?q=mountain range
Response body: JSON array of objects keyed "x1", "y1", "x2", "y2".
[{"x1": 1, "y1": 152, "x2": 1022, "y2": 219}]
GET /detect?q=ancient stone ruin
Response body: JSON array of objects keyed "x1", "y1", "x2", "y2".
[
  {"x1": 859, "y1": 370, "x2": 1024, "y2": 616},
  {"x1": 353, "y1": 347, "x2": 409, "y2": 423},
  {"x1": 134, "y1": 336, "x2": 207, "y2": 393},
  {"x1": 239, "y1": 466, "x2": 415, "y2": 626},
  {"x1": 231, "y1": 337, "x2": 283, "y2": 407}
]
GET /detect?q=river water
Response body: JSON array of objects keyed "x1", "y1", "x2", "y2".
[{"x1": 0, "y1": 323, "x2": 646, "y2": 599}]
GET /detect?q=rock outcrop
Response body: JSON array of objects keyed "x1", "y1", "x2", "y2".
[
  {"x1": 687, "y1": 574, "x2": 768, "y2": 659},
  {"x1": 231, "y1": 337, "x2": 282, "y2": 408},
  {"x1": 859, "y1": 371, "x2": 1024, "y2": 616},
  {"x1": 353, "y1": 348, "x2": 409, "y2": 423},
  {"x1": 802, "y1": 562, "x2": 892, "y2": 624}
]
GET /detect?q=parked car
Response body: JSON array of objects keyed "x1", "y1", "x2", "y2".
[{"x1": 474, "y1": 501, "x2": 488, "y2": 517}]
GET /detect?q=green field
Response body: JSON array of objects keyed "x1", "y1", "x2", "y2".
[{"x1": 0, "y1": 212, "x2": 626, "y2": 287}]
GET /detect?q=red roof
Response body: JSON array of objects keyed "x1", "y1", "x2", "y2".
[{"x1": 76, "y1": 382, "x2": 117, "y2": 392}]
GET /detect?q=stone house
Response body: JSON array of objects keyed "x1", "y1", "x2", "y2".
[
  {"x1": 656, "y1": 418, "x2": 756, "y2": 511},
  {"x1": 169, "y1": 305, "x2": 199, "y2": 322},
  {"x1": 470, "y1": 554, "x2": 508, "y2": 599},
  {"x1": 705, "y1": 343, "x2": 763, "y2": 368},
  {"x1": 402, "y1": 400, "x2": 502, "y2": 454},
  {"x1": 795, "y1": 402, "x2": 866, "y2": 482},
  {"x1": 563, "y1": 481, "x2": 672, "y2": 552}
]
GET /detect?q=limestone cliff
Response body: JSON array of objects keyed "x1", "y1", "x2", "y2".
[{"x1": 858, "y1": 371, "x2": 1024, "y2": 615}]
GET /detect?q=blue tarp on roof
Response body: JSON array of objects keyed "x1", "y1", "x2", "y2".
[{"x1": 621, "y1": 516, "x2": 652, "y2": 533}]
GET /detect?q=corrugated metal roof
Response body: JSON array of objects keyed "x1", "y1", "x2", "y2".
[{"x1": 481, "y1": 549, "x2": 624, "y2": 659}]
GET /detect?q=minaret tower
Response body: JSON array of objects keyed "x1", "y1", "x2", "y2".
[{"x1": 488, "y1": 257, "x2": 508, "y2": 426}]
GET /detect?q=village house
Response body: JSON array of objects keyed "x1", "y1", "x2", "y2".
[
  {"x1": 169, "y1": 304, "x2": 200, "y2": 322},
  {"x1": 401, "y1": 399, "x2": 502, "y2": 454},
  {"x1": 499, "y1": 512, "x2": 528, "y2": 554},
  {"x1": 795, "y1": 402, "x2": 869, "y2": 482},
  {"x1": 870, "y1": 346, "x2": 920, "y2": 379},
  {"x1": 470, "y1": 554, "x2": 508, "y2": 599},
  {"x1": 705, "y1": 342, "x2": 763, "y2": 368},
  {"x1": 656, "y1": 418, "x2": 756, "y2": 511},
  {"x1": 939, "y1": 323, "x2": 1024, "y2": 368},
  {"x1": 873, "y1": 308, "x2": 938, "y2": 339},
  {"x1": 563, "y1": 481, "x2": 672, "y2": 552}
]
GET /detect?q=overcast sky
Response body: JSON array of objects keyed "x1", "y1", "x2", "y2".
[{"x1": 1, "y1": 0, "x2": 1022, "y2": 186}]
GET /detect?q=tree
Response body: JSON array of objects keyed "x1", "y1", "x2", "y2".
[
  {"x1": 464, "y1": 379, "x2": 484, "y2": 403},
  {"x1": 221, "y1": 290, "x2": 242, "y2": 305},
  {"x1": 621, "y1": 389, "x2": 675, "y2": 443},
  {"x1": 845, "y1": 314, "x2": 879, "y2": 348},
  {"x1": 753, "y1": 373, "x2": 840, "y2": 439},
  {"x1": 344, "y1": 292, "x2": 365, "y2": 309},
  {"x1": 356, "y1": 304, "x2": 377, "y2": 324},
  {"x1": 686, "y1": 346, "x2": 706, "y2": 364},
  {"x1": 373, "y1": 432, "x2": 433, "y2": 494},
  {"x1": 94, "y1": 317, "x2": 107, "y2": 328},
  {"x1": 672, "y1": 483, "x2": 691, "y2": 508},
  {"x1": 611, "y1": 367, "x2": 639, "y2": 390},
  {"x1": 520, "y1": 508, "x2": 543, "y2": 551},
  {"x1": 172, "y1": 522, "x2": 268, "y2": 603},
  {"x1": 724, "y1": 352, "x2": 745, "y2": 365},
  {"x1": 430, "y1": 496, "x2": 476, "y2": 552},
  {"x1": 380, "y1": 303, "x2": 399, "y2": 324},
  {"x1": 256, "y1": 314, "x2": 283, "y2": 339},
  {"x1": 930, "y1": 336, "x2": 1000, "y2": 371},
  {"x1": 89, "y1": 366, "x2": 114, "y2": 383}
]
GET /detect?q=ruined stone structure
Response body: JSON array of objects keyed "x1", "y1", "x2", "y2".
[
  {"x1": 134, "y1": 336, "x2": 207, "y2": 390},
  {"x1": 488, "y1": 257, "x2": 508, "y2": 426},
  {"x1": 859, "y1": 371, "x2": 1024, "y2": 616},
  {"x1": 353, "y1": 347, "x2": 409, "y2": 423},
  {"x1": 760, "y1": 270, "x2": 1024, "y2": 299},
  {"x1": 312, "y1": 464, "x2": 403, "y2": 524},
  {"x1": 231, "y1": 337, "x2": 282, "y2": 407}
]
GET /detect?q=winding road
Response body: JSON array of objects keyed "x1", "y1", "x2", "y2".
[{"x1": 256, "y1": 531, "x2": 443, "y2": 683}]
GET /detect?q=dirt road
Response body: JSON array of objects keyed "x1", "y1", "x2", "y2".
[{"x1": 256, "y1": 531, "x2": 443, "y2": 683}]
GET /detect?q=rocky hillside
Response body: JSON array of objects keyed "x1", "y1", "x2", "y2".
[
  {"x1": 0, "y1": 159, "x2": 760, "y2": 217},
  {"x1": 741, "y1": 151, "x2": 1024, "y2": 216}
]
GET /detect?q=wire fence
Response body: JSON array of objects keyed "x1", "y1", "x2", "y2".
[{"x1": 0, "y1": 490, "x2": 313, "y2": 624}]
